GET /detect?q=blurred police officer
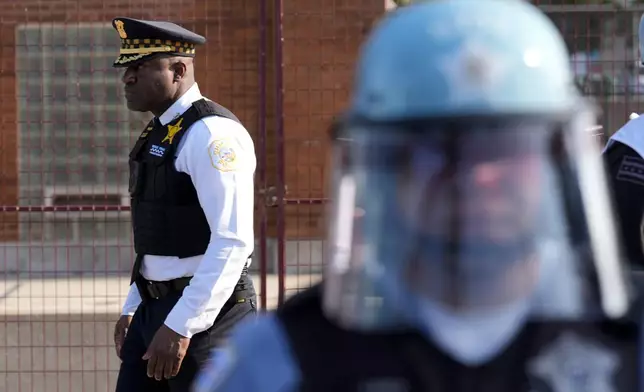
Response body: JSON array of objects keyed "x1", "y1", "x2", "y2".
[
  {"x1": 109, "y1": 17, "x2": 257, "y2": 392},
  {"x1": 194, "y1": 1, "x2": 641, "y2": 391},
  {"x1": 602, "y1": 15, "x2": 644, "y2": 268}
]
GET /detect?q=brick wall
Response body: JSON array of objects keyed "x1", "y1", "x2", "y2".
[
  {"x1": 0, "y1": 17, "x2": 18, "y2": 241},
  {"x1": 0, "y1": 0, "x2": 385, "y2": 242}
]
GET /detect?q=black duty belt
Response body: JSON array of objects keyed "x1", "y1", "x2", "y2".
[{"x1": 137, "y1": 262, "x2": 252, "y2": 303}]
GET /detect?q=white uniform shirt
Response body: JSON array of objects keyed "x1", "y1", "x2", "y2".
[
  {"x1": 603, "y1": 113, "x2": 644, "y2": 158},
  {"x1": 121, "y1": 83, "x2": 256, "y2": 338}
]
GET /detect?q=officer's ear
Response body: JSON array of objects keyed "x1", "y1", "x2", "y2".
[{"x1": 169, "y1": 59, "x2": 188, "y2": 82}]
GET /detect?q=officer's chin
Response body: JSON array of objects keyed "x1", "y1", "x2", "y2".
[{"x1": 125, "y1": 99, "x2": 149, "y2": 113}]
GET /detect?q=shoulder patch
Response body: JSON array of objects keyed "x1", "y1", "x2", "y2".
[
  {"x1": 527, "y1": 333, "x2": 619, "y2": 392},
  {"x1": 209, "y1": 138, "x2": 238, "y2": 172},
  {"x1": 616, "y1": 155, "x2": 644, "y2": 186}
]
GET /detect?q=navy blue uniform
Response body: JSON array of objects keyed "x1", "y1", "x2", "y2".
[{"x1": 194, "y1": 285, "x2": 643, "y2": 392}]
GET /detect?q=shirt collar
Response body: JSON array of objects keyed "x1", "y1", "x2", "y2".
[{"x1": 158, "y1": 83, "x2": 203, "y2": 125}]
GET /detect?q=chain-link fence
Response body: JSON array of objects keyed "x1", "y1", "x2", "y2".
[
  {"x1": 0, "y1": 0, "x2": 382, "y2": 389},
  {"x1": 0, "y1": 0, "x2": 640, "y2": 390}
]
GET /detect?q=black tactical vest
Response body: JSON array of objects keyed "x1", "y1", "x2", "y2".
[
  {"x1": 277, "y1": 285, "x2": 641, "y2": 392},
  {"x1": 128, "y1": 99, "x2": 241, "y2": 258}
]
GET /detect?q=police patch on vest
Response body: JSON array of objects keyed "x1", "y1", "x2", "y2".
[
  {"x1": 209, "y1": 139, "x2": 238, "y2": 172},
  {"x1": 617, "y1": 155, "x2": 644, "y2": 185},
  {"x1": 149, "y1": 144, "x2": 166, "y2": 157},
  {"x1": 527, "y1": 332, "x2": 619, "y2": 392}
]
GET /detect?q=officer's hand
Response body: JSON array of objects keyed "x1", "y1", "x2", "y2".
[
  {"x1": 143, "y1": 324, "x2": 190, "y2": 380},
  {"x1": 113, "y1": 315, "x2": 133, "y2": 359}
]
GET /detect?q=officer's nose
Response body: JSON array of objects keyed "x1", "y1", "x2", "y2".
[
  {"x1": 121, "y1": 67, "x2": 137, "y2": 85},
  {"x1": 472, "y1": 163, "x2": 503, "y2": 188}
]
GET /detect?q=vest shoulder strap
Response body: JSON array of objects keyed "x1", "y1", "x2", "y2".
[
  {"x1": 161, "y1": 99, "x2": 242, "y2": 156},
  {"x1": 275, "y1": 285, "x2": 332, "y2": 383},
  {"x1": 276, "y1": 284, "x2": 433, "y2": 390},
  {"x1": 277, "y1": 284, "x2": 323, "y2": 321},
  {"x1": 129, "y1": 119, "x2": 157, "y2": 159},
  {"x1": 190, "y1": 98, "x2": 242, "y2": 124}
]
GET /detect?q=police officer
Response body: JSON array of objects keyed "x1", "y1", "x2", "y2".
[
  {"x1": 109, "y1": 17, "x2": 257, "y2": 392},
  {"x1": 193, "y1": 1, "x2": 641, "y2": 391},
  {"x1": 602, "y1": 14, "x2": 644, "y2": 268}
]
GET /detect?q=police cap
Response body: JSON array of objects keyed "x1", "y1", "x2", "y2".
[{"x1": 111, "y1": 17, "x2": 206, "y2": 68}]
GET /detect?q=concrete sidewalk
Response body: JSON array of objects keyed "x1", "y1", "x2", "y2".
[{"x1": 0, "y1": 274, "x2": 321, "y2": 392}]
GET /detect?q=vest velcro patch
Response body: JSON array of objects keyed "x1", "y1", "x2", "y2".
[
  {"x1": 149, "y1": 144, "x2": 166, "y2": 158},
  {"x1": 617, "y1": 155, "x2": 644, "y2": 185}
]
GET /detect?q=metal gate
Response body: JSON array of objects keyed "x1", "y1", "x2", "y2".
[{"x1": 0, "y1": 0, "x2": 641, "y2": 390}]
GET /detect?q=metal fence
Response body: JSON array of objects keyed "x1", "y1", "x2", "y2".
[
  {"x1": 537, "y1": 0, "x2": 644, "y2": 139},
  {"x1": 0, "y1": 0, "x2": 642, "y2": 390},
  {"x1": 0, "y1": 1, "x2": 382, "y2": 390}
]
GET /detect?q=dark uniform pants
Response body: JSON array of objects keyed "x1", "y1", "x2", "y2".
[{"x1": 115, "y1": 284, "x2": 257, "y2": 392}]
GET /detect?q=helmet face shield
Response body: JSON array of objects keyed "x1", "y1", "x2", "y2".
[{"x1": 323, "y1": 114, "x2": 631, "y2": 331}]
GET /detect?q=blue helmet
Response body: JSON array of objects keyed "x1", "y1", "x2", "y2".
[
  {"x1": 323, "y1": 0, "x2": 629, "y2": 365},
  {"x1": 352, "y1": 1, "x2": 576, "y2": 120}
]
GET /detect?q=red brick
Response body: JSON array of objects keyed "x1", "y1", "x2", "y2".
[{"x1": 0, "y1": 0, "x2": 386, "y2": 241}]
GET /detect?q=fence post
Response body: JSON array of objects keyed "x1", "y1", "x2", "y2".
[
  {"x1": 274, "y1": 0, "x2": 286, "y2": 306},
  {"x1": 258, "y1": 0, "x2": 269, "y2": 311}
]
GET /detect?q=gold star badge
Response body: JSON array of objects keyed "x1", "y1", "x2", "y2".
[
  {"x1": 114, "y1": 20, "x2": 127, "y2": 39},
  {"x1": 162, "y1": 118, "x2": 184, "y2": 144}
]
